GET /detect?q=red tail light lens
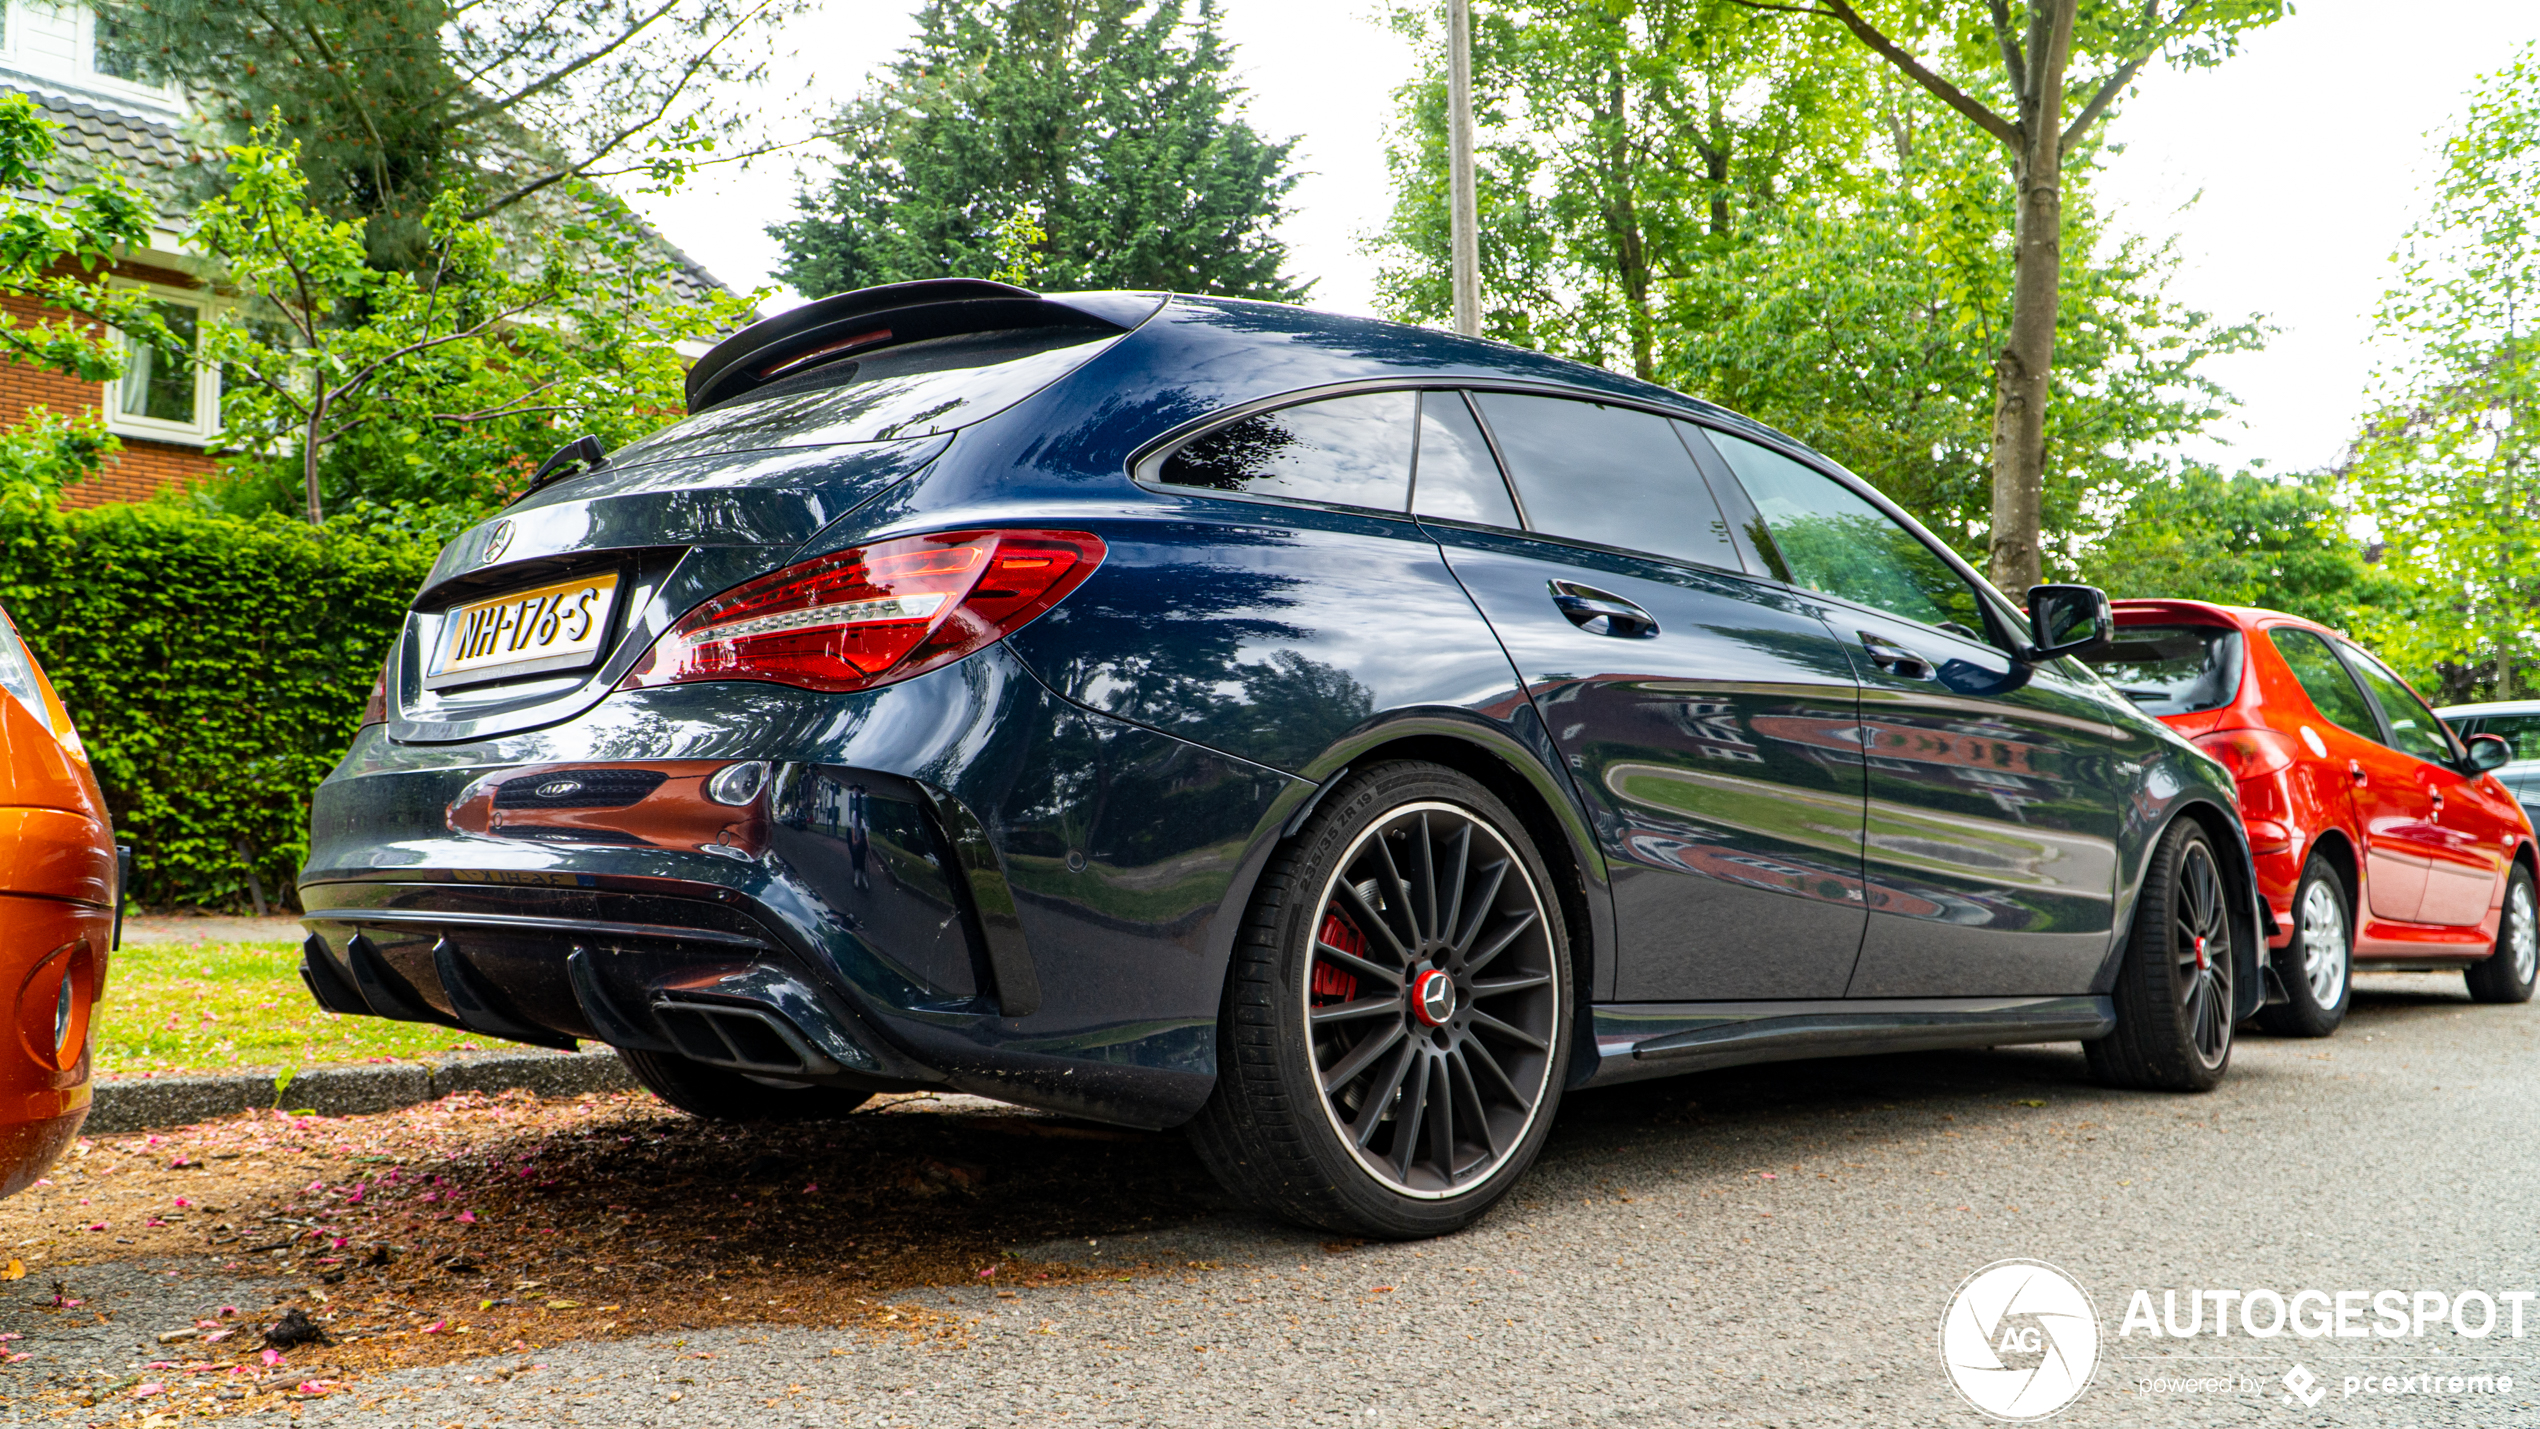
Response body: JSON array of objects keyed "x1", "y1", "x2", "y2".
[
  {"x1": 2193, "y1": 727, "x2": 2299, "y2": 781},
  {"x1": 620, "y1": 529, "x2": 1105, "y2": 695}
]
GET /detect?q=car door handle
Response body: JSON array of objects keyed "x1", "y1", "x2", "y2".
[
  {"x1": 1549, "y1": 582, "x2": 1658, "y2": 638},
  {"x1": 2432, "y1": 788, "x2": 2445, "y2": 812},
  {"x1": 1859, "y1": 632, "x2": 1935, "y2": 680},
  {"x1": 2350, "y1": 759, "x2": 2367, "y2": 788}
]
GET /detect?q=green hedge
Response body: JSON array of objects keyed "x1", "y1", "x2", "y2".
[{"x1": 0, "y1": 501, "x2": 434, "y2": 911}]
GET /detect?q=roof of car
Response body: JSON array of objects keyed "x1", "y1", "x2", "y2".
[
  {"x1": 2110, "y1": 598, "x2": 2339, "y2": 636},
  {"x1": 2434, "y1": 699, "x2": 2540, "y2": 717}
]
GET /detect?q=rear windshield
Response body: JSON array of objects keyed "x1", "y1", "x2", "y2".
[
  {"x1": 606, "y1": 327, "x2": 1123, "y2": 471},
  {"x1": 2085, "y1": 623, "x2": 2244, "y2": 715}
]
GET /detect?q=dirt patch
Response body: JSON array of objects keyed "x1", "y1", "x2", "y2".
[{"x1": 2, "y1": 1088, "x2": 1236, "y2": 1417}]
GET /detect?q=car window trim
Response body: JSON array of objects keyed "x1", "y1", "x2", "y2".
[
  {"x1": 1679, "y1": 420, "x2": 2030, "y2": 656},
  {"x1": 1128, "y1": 376, "x2": 1729, "y2": 494}
]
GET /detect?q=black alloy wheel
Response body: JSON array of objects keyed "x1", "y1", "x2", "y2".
[
  {"x1": 1190, "y1": 762, "x2": 1572, "y2": 1237},
  {"x1": 2086, "y1": 818, "x2": 2235, "y2": 1092}
]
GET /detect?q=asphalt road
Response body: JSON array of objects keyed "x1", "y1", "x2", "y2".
[{"x1": 27, "y1": 970, "x2": 2540, "y2": 1427}]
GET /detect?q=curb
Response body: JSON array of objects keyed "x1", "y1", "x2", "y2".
[{"x1": 84, "y1": 1047, "x2": 637, "y2": 1135}]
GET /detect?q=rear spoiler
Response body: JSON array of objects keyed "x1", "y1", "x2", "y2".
[{"x1": 683, "y1": 279, "x2": 1163, "y2": 415}]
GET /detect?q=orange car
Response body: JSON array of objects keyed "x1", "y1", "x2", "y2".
[{"x1": 0, "y1": 602, "x2": 114, "y2": 1196}]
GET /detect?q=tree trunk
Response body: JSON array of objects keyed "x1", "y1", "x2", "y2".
[
  {"x1": 304, "y1": 397, "x2": 326, "y2": 525},
  {"x1": 1986, "y1": 2, "x2": 2075, "y2": 596},
  {"x1": 1606, "y1": 69, "x2": 1655, "y2": 382}
]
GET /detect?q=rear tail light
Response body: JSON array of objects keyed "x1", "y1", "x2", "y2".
[
  {"x1": 620, "y1": 529, "x2": 1105, "y2": 695},
  {"x1": 2193, "y1": 727, "x2": 2299, "y2": 781}
]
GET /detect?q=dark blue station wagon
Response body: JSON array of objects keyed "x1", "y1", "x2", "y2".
[{"x1": 300, "y1": 281, "x2": 2263, "y2": 1237}]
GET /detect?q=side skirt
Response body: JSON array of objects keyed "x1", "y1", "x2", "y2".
[{"x1": 1584, "y1": 995, "x2": 2114, "y2": 1086}]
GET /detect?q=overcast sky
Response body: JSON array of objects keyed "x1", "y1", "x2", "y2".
[{"x1": 625, "y1": 0, "x2": 2540, "y2": 478}]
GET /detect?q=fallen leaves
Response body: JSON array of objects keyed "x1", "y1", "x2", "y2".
[{"x1": 0, "y1": 1087, "x2": 1208, "y2": 1392}]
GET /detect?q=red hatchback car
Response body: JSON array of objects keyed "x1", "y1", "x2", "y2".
[{"x1": 2085, "y1": 601, "x2": 2534, "y2": 1036}]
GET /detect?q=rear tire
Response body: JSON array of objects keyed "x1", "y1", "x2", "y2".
[
  {"x1": 2256, "y1": 856, "x2": 2350, "y2": 1038},
  {"x1": 2465, "y1": 864, "x2": 2538, "y2": 1005},
  {"x1": 617, "y1": 1048, "x2": 875, "y2": 1121},
  {"x1": 2087, "y1": 818, "x2": 2235, "y2": 1092},
  {"x1": 1187, "y1": 761, "x2": 1573, "y2": 1239}
]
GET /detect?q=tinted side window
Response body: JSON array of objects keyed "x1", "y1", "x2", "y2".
[
  {"x1": 1469, "y1": 392, "x2": 1737, "y2": 569},
  {"x1": 2266, "y1": 628, "x2": 2378, "y2": 740},
  {"x1": 1709, "y1": 431, "x2": 1990, "y2": 640},
  {"x1": 1156, "y1": 391, "x2": 1417, "y2": 510},
  {"x1": 1410, "y1": 392, "x2": 1519, "y2": 528},
  {"x1": 2342, "y1": 647, "x2": 2456, "y2": 765},
  {"x1": 2472, "y1": 713, "x2": 2540, "y2": 761}
]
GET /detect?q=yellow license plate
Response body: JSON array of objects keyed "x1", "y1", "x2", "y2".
[{"x1": 427, "y1": 572, "x2": 621, "y2": 689}]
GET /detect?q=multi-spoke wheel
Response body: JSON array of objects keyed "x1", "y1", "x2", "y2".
[
  {"x1": 2257, "y1": 856, "x2": 2350, "y2": 1037},
  {"x1": 1190, "y1": 762, "x2": 1572, "y2": 1237},
  {"x1": 2086, "y1": 818, "x2": 2236, "y2": 1091},
  {"x1": 2467, "y1": 864, "x2": 2539, "y2": 1005}
]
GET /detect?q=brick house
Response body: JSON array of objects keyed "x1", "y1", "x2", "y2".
[{"x1": 0, "y1": 7, "x2": 733, "y2": 509}]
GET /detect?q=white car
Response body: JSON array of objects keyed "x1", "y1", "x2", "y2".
[{"x1": 2437, "y1": 699, "x2": 2540, "y2": 824}]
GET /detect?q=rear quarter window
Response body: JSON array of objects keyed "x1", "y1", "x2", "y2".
[
  {"x1": 2085, "y1": 624, "x2": 2243, "y2": 715},
  {"x1": 2266, "y1": 627, "x2": 2379, "y2": 740},
  {"x1": 1149, "y1": 391, "x2": 1417, "y2": 511}
]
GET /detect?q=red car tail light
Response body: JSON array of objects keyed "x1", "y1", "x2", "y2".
[
  {"x1": 620, "y1": 529, "x2": 1105, "y2": 695},
  {"x1": 2193, "y1": 727, "x2": 2299, "y2": 781}
]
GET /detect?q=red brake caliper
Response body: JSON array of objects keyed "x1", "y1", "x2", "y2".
[{"x1": 1311, "y1": 912, "x2": 1362, "y2": 1004}]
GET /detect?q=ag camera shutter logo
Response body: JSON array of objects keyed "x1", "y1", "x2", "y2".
[{"x1": 1940, "y1": 1259, "x2": 2100, "y2": 1420}]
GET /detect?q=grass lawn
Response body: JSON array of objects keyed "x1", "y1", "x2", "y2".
[{"x1": 94, "y1": 940, "x2": 488, "y2": 1077}]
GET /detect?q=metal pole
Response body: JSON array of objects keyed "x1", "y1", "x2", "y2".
[{"x1": 1446, "y1": 0, "x2": 1481, "y2": 338}]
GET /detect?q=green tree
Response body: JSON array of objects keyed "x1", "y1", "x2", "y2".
[
  {"x1": 108, "y1": 0, "x2": 799, "y2": 268},
  {"x1": 773, "y1": 0, "x2": 1305, "y2": 300},
  {"x1": 1728, "y1": 0, "x2": 2285, "y2": 591},
  {"x1": 1666, "y1": 118, "x2": 2259, "y2": 566},
  {"x1": 1377, "y1": 17, "x2": 2257, "y2": 568},
  {"x1": 2346, "y1": 47, "x2": 2540, "y2": 701},
  {"x1": 1373, "y1": 0, "x2": 1876, "y2": 377},
  {"x1": 2088, "y1": 467, "x2": 2391, "y2": 629},
  {"x1": 193, "y1": 135, "x2": 756, "y2": 525}
]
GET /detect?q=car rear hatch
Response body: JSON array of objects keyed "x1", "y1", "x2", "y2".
[{"x1": 388, "y1": 284, "x2": 1164, "y2": 744}]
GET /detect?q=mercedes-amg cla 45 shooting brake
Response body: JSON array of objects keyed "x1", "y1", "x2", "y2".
[{"x1": 300, "y1": 281, "x2": 2265, "y2": 1237}]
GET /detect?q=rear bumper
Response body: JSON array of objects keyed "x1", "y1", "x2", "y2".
[{"x1": 300, "y1": 646, "x2": 1306, "y2": 1128}]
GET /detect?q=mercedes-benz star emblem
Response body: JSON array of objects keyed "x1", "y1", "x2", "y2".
[
  {"x1": 481, "y1": 518, "x2": 515, "y2": 565},
  {"x1": 1411, "y1": 968, "x2": 1455, "y2": 1027}
]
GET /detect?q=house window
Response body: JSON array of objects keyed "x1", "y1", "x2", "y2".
[
  {"x1": 0, "y1": 2, "x2": 178, "y2": 104},
  {"x1": 107, "y1": 294, "x2": 218, "y2": 444}
]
